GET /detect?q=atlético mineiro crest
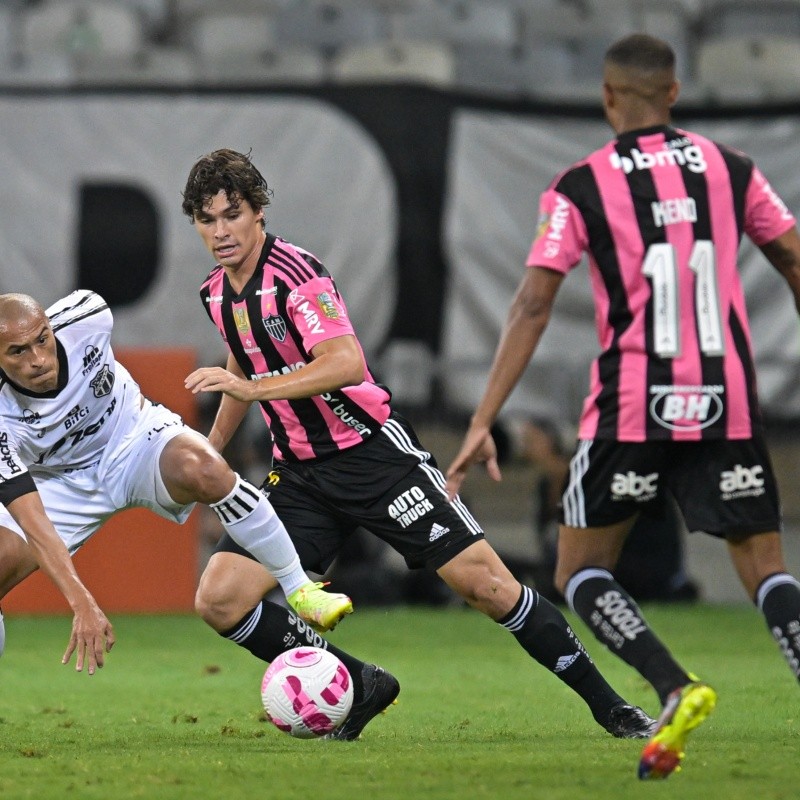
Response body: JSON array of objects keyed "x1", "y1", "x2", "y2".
[
  {"x1": 262, "y1": 314, "x2": 287, "y2": 342},
  {"x1": 90, "y1": 365, "x2": 115, "y2": 398}
]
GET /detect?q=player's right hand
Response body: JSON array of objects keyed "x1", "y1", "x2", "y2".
[
  {"x1": 63, "y1": 601, "x2": 115, "y2": 676},
  {"x1": 445, "y1": 424, "x2": 502, "y2": 501}
]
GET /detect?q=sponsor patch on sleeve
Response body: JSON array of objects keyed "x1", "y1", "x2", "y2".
[
  {"x1": 316, "y1": 292, "x2": 340, "y2": 319},
  {"x1": 535, "y1": 212, "x2": 550, "y2": 240}
]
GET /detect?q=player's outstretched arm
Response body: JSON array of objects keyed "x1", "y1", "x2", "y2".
[
  {"x1": 7, "y1": 491, "x2": 114, "y2": 674},
  {"x1": 761, "y1": 226, "x2": 800, "y2": 314},
  {"x1": 445, "y1": 267, "x2": 563, "y2": 500}
]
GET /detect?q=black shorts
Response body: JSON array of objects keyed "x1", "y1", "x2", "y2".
[
  {"x1": 214, "y1": 413, "x2": 485, "y2": 571},
  {"x1": 559, "y1": 435, "x2": 781, "y2": 537}
]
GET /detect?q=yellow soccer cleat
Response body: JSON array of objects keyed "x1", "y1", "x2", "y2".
[
  {"x1": 287, "y1": 581, "x2": 353, "y2": 633},
  {"x1": 638, "y1": 680, "x2": 717, "y2": 780}
]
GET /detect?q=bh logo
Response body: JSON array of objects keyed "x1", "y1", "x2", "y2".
[{"x1": 649, "y1": 386, "x2": 723, "y2": 432}]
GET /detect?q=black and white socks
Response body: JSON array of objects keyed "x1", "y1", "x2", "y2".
[
  {"x1": 222, "y1": 600, "x2": 367, "y2": 697},
  {"x1": 756, "y1": 572, "x2": 800, "y2": 683},
  {"x1": 499, "y1": 585, "x2": 627, "y2": 727},
  {"x1": 209, "y1": 475, "x2": 308, "y2": 597},
  {"x1": 565, "y1": 567, "x2": 689, "y2": 703}
]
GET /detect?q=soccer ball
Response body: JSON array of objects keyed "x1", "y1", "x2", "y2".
[{"x1": 261, "y1": 647, "x2": 353, "y2": 738}]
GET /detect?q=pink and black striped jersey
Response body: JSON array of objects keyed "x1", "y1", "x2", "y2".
[
  {"x1": 200, "y1": 234, "x2": 391, "y2": 462},
  {"x1": 527, "y1": 124, "x2": 795, "y2": 442}
]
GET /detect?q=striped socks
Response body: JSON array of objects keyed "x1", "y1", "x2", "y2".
[
  {"x1": 499, "y1": 585, "x2": 627, "y2": 723},
  {"x1": 757, "y1": 572, "x2": 800, "y2": 683},
  {"x1": 210, "y1": 474, "x2": 308, "y2": 597}
]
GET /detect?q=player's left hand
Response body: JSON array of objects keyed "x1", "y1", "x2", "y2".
[
  {"x1": 184, "y1": 367, "x2": 253, "y2": 401},
  {"x1": 444, "y1": 424, "x2": 502, "y2": 501}
]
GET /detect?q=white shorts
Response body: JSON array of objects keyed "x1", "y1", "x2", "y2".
[{"x1": 0, "y1": 400, "x2": 200, "y2": 554}]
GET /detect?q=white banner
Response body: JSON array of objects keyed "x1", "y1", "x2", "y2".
[
  {"x1": 0, "y1": 95, "x2": 397, "y2": 364},
  {"x1": 2, "y1": 93, "x2": 799, "y2": 421}
]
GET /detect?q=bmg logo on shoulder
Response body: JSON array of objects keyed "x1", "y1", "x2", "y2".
[{"x1": 610, "y1": 143, "x2": 707, "y2": 174}]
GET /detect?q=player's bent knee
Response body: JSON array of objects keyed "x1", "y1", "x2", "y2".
[
  {"x1": 440, "y1": 559, "x2": 520, "y2": 618},
  {"x1": 194, "y1": 585, "x2": 239, "y2": 632},
  {"x1": 195, "y1": 570, "x2": 269, "y2": 632},
  {"x1": 161, "y1": 436, "x2": 235, "y2": 505},
  {"x1": 190, "y1": 459, "x2": 235, "y2": 504},
  {"x1": 196, "y1": 551, "x2": 276, "y2": 632},
  {"x1": 472, "y1": 582, "x2": 520, "y2": 618}
]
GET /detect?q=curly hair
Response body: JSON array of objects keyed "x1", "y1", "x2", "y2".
[{"x1": 181, "y1": 148, "x2": 271, "y2": 227}]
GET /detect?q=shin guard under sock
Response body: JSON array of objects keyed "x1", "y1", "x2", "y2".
[
  {"x1": 756, "y1": 573, "x2": 800, "y2": 683},
  {"x1": 210, "y1": 475, "x2": 307, "y2": 596},
  {"x1": 566, "y1": 568, "x2": 690, "y2": 703},
  {"x1": 222, "y1": 600, "x2": 366, "y2": 698},
  {"x1": 499, "y1": 585, "x2": 626, "y2": 727}
]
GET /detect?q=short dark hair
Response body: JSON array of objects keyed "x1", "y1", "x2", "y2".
[
  {"x1": 181, "y1": 148, "x2": 271, "y2": 224},
  {"x1": 605, "y1": 34, "x2": 675, "y2": 73}
]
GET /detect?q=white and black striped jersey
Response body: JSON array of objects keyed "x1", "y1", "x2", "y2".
[{"x1": 0, "y1": 290, "x2": 143, "y2": 505}]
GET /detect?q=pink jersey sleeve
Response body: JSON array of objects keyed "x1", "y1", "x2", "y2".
[
  {"x1": 286, "y1": 277, "x2": 355, "y2": 351},
  {"x1": 526, "y1": 188, "x2": 589, "y2": 273},
  {"x1": 744, "y1": 166, "x2": 796, "y2": 246}
]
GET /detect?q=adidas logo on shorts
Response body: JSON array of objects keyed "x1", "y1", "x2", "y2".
[{"x1": 429, "y1": 523, "x2": 450, "y2": 542}]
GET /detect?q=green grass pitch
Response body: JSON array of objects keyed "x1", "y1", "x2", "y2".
[{"x1": 0, "y1": 605, "x2": 797, "y2": 800}]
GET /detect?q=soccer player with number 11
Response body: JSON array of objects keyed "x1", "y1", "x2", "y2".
[{"x1": 447, "y1": 33, "x2": 800, "y2": 780}]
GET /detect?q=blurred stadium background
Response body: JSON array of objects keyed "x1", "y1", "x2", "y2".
[{"x1": 2, "y1": 0, "x2": 800, "y2": 613}]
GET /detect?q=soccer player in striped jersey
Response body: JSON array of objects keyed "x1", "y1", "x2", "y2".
[
  {"x1": 446, "y1": 34, "x2": 800, "y2": 779},
  {"x1": 183, "y1": 148, "x2": 655, "y2": 742},
  {"x1": 0, "y1": 290, "x2": 352, "y2": 674}
]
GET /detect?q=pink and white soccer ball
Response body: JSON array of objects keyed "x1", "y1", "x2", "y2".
[{"x1": 261, "y1": 647, "x2": 353, "y2": 738}]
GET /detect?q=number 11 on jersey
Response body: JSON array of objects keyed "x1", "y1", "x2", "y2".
[{"x1": 642, "y1": 240, "x2": 725, "y2": 359}]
